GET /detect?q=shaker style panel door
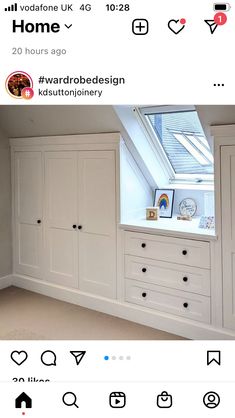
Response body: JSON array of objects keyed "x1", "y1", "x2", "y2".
[
  {"x1": 78, "y1": 151, "x2": 117, "y2": 298},
  {"x1": 44, "y1": 152, "x2": 78, "y2": 288},
  {"x1": 221, "y1": 146, "x2": 235, "y2": 330},
  {"x1": 14, "y1": 152, "x2": 43, "y2": 278}
]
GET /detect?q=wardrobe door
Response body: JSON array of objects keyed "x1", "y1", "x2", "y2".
[
  {"x1": 78, "y1": 151, "x2": 117, "y2": 298},
  {"x1": 14, "y1": 152, "x2": 43, "y2": 278},
  {"x1": 221, "y1": 146, "x2": 235, "y2": 329},
  {"x1": 44, "y1": 152, "x2": 78, "y2": 288}
]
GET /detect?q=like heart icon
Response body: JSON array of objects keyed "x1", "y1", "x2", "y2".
[
  {"x1": 11, "y1": 350, "x2": 28, "y2": 366},
  {"x1": 168, "y1": 18, "x2": 186, "y2": 34}
]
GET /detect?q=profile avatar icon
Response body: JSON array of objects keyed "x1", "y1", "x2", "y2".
[
  {"x1": 6, "y1": 71, "x2": 34, "y2": 99},
  {"x1": 203, "y1": 391, "x2": 220, "y2": 408}
]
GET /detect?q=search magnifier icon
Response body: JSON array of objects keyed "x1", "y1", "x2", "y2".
[{"x1": 62, "y1": 392, "x2": 79, "y2": 408}]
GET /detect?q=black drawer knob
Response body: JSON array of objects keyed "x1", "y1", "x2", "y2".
[
  {"x1": 182, "y1": 250, "x2": 187, "y2": 256},
  {"x1": 142, "y1": 268, "x2": 147, "y2": 273},
  {"x1": 141, "y1": 243, "x2": 146, "y2": 248},
  {"x1": 183, "y1": 276, "x2": 188, "y2": 282},
  {"x1": 37, "y1": 220, "x2": 41, "y2": 224},
  {"x1": 78, "y1": 225, "x2": 82, "y2": 230},
  {"x1": 142, "y1": 292, "x2": 147, "y2": 298},
  {"x1": 183, "y1": 302, "x2": 188, "y2": 308},
  {"x1": 72, "y1": 225, "x2": 77, "y2": 229}
]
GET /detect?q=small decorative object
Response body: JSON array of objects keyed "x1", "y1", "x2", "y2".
[
  {"x1": 154, "y1": 189, "x2": 175, "y2": 218},
  {"x1": 179, "y1": 198, "x2": 197, "y2": 217},
  {"x1": 199, "y1": 216, "x2": 215, "y2": 229},
  {"x1": 177, "y1": 215, "x2": 192, "y2": 221},
  {"x1": 146, "y1": 206, "x2": 159, "y2": 221}
]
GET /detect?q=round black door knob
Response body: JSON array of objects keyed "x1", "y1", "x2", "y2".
[
  {"x1": 182, "y1": 250, "x2": 187, "y2": 256},
  {"x1": 37, "y1": 220, "x2": 41, "y2": 224},
  {"x1": 141, "y1": 243, "x2": 146, "y2": 248},
  {"x1": 142, "y1": 268, "x2": 147, "y2": 273},
  {"x1": 142, "y1": 292, "x2": 147, "y2": 298},
  {"x1": 183, "y1": 302, "x2": 188, "y2": 308},
  {"x1": 77, "y1": 225, "x2": 82, "y2": 230},
  {"x1": 72, "y1": 225, "x2": 77, "y2": 229},
  {"x1": 183, "y1": 276, "x2": 188, "y2": 282}
]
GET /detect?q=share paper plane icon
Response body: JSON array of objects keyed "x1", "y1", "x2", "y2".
[
  {"x1": 70, "y1": 351, "x2": 86, "y2": 365},
  {"x1": 204, "y1": 20, "x2": 218, "y2": 34}
]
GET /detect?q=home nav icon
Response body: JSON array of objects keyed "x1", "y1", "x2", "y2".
[{"x1": 15, "y1": 392, "x2": 32, "y2": 409}]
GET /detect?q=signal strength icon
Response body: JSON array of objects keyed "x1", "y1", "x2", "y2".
[{"x1": 4, "y1": 3, "x2": 17, "y2": 11}]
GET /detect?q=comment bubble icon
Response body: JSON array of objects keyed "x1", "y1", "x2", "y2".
[{"x1": 41, "y1": 350, "x2": 57, "y2": 366}]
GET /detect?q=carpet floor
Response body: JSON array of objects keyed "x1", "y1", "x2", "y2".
[{"x1": 0, "y1": 287, "x2": 185, "y2": 340}]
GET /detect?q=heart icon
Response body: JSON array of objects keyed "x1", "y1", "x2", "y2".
[
  {"x1": 11, "y1": 350, "x2": 28, "y2": 366},
  {"x1": 168, "y1": 18, "x2": 186, "y2": 34}
]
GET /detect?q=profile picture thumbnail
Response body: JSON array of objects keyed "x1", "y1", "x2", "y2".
[{"x1": 6, "y1": 71, "x2": 33, "y2": 99}]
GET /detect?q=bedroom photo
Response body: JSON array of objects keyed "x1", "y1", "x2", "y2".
[{"x1": 0, "y1": 104, "x2": 234, "y2": 340}]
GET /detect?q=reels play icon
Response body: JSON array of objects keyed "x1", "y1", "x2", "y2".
[{"x1": 109, "y1": 392, "x2": 126, "y2": 408}]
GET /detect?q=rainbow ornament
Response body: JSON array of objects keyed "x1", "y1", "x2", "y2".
[{"x1": 158, "y1": 193, "x2": 169, "y2": 210}]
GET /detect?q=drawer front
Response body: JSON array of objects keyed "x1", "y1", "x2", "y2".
[
  {"x1": 125, "y1": 279, "x2": 211, "y2": 324},
  {"x1": 125, "y1": 232, "x2": 210, "y2": 269},
  {"x1": 125, "y1": 255, "x2": 210, "y2": 296}
]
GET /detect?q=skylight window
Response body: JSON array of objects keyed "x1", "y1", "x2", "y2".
[
  {"x1": 172, "y1": 132, "x2": 211, "y2": 166},
  {"x1": 140, "y1": 108, "x2": 214, "y2": 183}
]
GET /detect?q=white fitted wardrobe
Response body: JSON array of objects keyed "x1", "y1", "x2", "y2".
[
  {"x1": 12, "y1": 133, "x2": 120, "y2": 300},
  {"x1": 213, "y1": 125, "x2": 235, "y2": 334},
  {"x1": 8, "y1": 128, "x2": 235, "y2": 339}
]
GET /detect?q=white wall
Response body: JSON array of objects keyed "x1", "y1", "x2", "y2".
[
  {"x1": 173, "y1": 189, "x2": 214, "y2": 217},
  {"x1": 0, "y1": 129, "x2": 12, "y2": 277},
  {"x1": 120, "y1": 142, "x2": 153, "y2": 222}
]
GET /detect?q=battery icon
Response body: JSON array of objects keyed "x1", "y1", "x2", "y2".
[{"x1": 214, "y1": 3, "x2": 231, "y2": 11}]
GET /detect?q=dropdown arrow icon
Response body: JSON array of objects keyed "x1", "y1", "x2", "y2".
[{"x1": 65, "y1": 24, "x2": 72, "y2": 29}]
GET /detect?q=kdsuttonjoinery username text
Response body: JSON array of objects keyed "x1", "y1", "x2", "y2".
[{"x1": 38, "y1": 88, "x2": 104, "y2": 97}]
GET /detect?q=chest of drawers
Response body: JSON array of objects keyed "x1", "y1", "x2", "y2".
[{"x1": 124, "y1": 231, "x2": 211, "y2": 324}]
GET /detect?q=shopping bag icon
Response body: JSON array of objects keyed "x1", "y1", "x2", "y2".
[{"x1": 157, "y1": 391, "x2": 173, "y2": 408}]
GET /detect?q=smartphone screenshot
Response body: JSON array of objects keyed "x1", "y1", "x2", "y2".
[{"x1": 0, "y1": 0, "x2": 234, "y2": 416}]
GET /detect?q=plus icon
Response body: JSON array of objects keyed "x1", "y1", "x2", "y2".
[{"x1": 132, "y1": 19, "x2": 149, "y2": 35}]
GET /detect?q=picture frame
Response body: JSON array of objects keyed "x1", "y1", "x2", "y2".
[{"x1": 154, "y1": 189, "x2": 175, "y2": 218}]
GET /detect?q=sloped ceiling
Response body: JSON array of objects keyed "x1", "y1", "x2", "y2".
[
  {"x1": 196, "y1": 105, "x2": 235, "y2": 141},
  {"x1": 0, "y1": 105, "x2": 124, "y2": 138},
  {"x1": 0, "y1": 105, "x2": 235, "y2": 139}
]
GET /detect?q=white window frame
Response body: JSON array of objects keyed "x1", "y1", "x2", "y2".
[{"x1": 137, "y1": 105, "x2": 214, "y2": 185}]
